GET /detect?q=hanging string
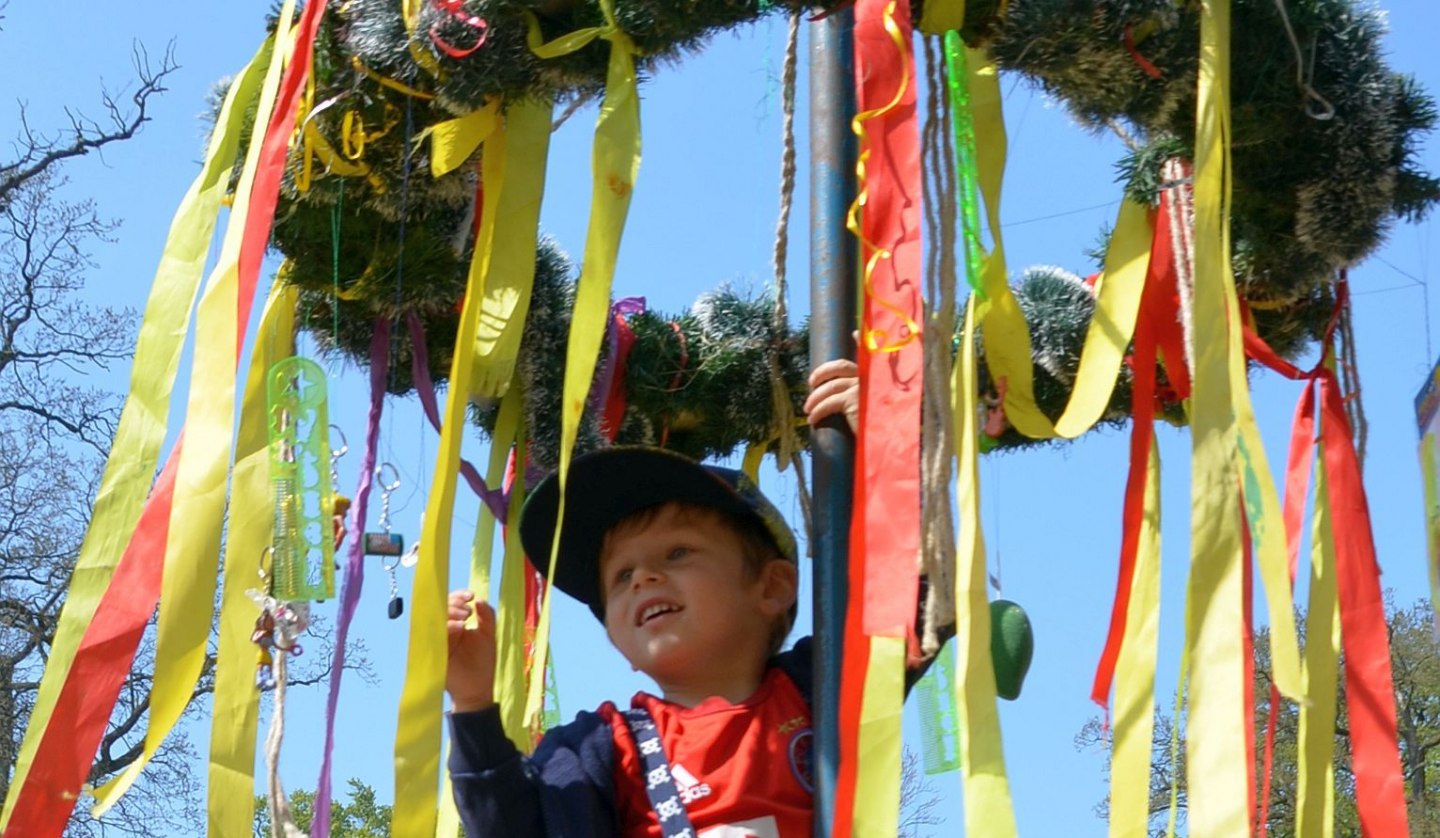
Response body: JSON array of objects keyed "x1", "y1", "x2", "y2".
[
  {"x1": 1268, "y1": 0, "x2": 1335, "y2": 120},
  {"x1": 331, "y1": 180, "x2": 345, "y2": 358},
  {"x1": 1337, "y1": 271, "x2": 1368, "y2": 470},
  {"x1": 919, "y1": 33, "x2": 958, "y2": 654},
  {"x1": 768, "y1": 9, "x2": 813, "y2": 545}
]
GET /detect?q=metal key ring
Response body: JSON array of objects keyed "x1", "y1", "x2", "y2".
[{"x1": 376, "y1": 462, "x2": 402, "y2": 493}]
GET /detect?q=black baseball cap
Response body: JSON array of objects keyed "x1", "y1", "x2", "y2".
[{"x1": 519, "y1": 447, "x2": 798, "y2": 621}]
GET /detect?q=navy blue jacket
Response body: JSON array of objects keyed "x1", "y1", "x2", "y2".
[{"x1": 448, "y1": 638, "x2": 816, "y2": 838}]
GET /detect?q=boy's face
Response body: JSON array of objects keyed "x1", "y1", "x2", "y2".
[{"x1": 597, "y1": 504, "x2": 794, "y2": 689}]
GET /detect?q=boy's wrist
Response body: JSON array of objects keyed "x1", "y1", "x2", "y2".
[{"x1": 450, "y1": 696, "x2": 496, "y2": 714}]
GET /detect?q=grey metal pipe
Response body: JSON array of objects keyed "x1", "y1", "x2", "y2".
[{"x1": 808, "y1": 11, "x2": 857, "y2": 837}]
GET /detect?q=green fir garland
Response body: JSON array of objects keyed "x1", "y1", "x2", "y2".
[{"x1": 252, "y1": 0, "x2": 1435, "y2": 456}]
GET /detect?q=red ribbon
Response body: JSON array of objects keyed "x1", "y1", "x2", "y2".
[
  {"x1": 429, "y1": 0, "x2": 490, "y2": 59},
  {"x1": 1245, "y1": 281, "x2": 1410, "y2": 836},
  {"x1": 4, "y1": 4, "x2": 331, "y2": 831},
  {"x1": 1091, "y1": 195, "x2": 1187, "y2": 708},
  {"x1": 833, "y1": 0, "x2": 923, "y2": 832},
  {"x1": 3, "y1": 446, "x2": 181, "y2": 836}
]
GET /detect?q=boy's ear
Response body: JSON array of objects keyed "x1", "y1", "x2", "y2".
[{"x1": 758, "y1": 559, "x2": 799, "y2": 616}]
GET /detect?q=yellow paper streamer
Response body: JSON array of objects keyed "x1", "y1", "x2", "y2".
[
  {"x1": 523, "y1": 0, "x2": 641, "y2": 729},
  {"x1": 1423, "y1": 435, "x2": 1440, "y2": 625},
  {"x1": 428, "y1": 103, "x2": 499, "y2": 177},
  {"x1": 1182, "y1": 1, "x2": 1250, "y2": 834},
  {"x1": 490, "y1": 393, "x2": 538, "y2": 749},
  {"x1": 92, "y1": 2, "x2": 299, "y2": 811},
  {"x1": 963, "y1": 50, "x2": 1152, "y2": 442},
  {"x1": 1296, "y1": 441, "x2": 1339, "y2": 838},
  {"x1": 1110, "y1": 444, "x2": 1162, "y2": 838},
  {"x1": 205, "y1": 279, "x2": 297, "y2": 838},
  {"x1": 469, "y1": 98, "x2": 554, "y2": 399},
  {"x1": 391, "y1": 149, "x2": 496, "y2": 838},
  {"x1": 850, "y1": 636, "x2": 906, "y2": 834},
  {"x1": 437, "y1": 388, "x2": 522, "y2": 838},
  {"x1": 954, "y1": 296, "x2": 1021, "y2": 837},
  {"x1": 0, "y1": 35, "x2": 272, "y2": 830}
]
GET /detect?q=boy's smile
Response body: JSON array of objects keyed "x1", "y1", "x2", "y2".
[{"x1": 598, "y1": 504, "x2": 795, "y2": 707}]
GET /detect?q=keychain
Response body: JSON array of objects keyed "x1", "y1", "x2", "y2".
[
  {"x1": 367, "y1": 463, "x2": 406, "y2": 619},
  {"x1": 330, "y1": 425, "x2": 352, "y2": 548}
]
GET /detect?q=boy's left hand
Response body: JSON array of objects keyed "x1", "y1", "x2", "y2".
[{"x1": 804, "y1": 358, "x2": 860, "y2": 434}]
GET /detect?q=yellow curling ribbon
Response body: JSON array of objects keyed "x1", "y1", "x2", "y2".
[
  {"x1": 522, "y1": 0, "x2": 641, "y2": 730},
  {"x1": 1183, "y1": 1, "x2": 1250, "y2": 834},
  {"x1": 0, "y1": 34, "x2": 272, "y2": 832},
  {"x1": 851, "y1": 637, "x2": 906, "y2": 834},
  {"x1": 918, "y1": 0, "x2": 965, "y2": 36},
  {"x1": 1110, "y1": 444, "x2": 1162, "y2": 838},
  {"x1": 205, "y1": 279, "x2": 296, "y2": 838},
  {"x1": 301, "y1": 122, "x2": 389, "y2": 193},
  {"x1": 1296, "y1": 435, "x2": 1339, "y2": 838},
  {"x1": 428, "y1": 102, "x2": 499, "y2": 176},
  {"x1": 92, "y1": 1, "x2": 299, "y2": 811},
  {"x1": 352, "y1": 56, "x2": 437, "y2": 100},
  {"x1": 954, "y1": 296, "x2": 1020, "y2": 837},
  {"x1": 401, "y1": 0, "x2": 443, "y2": 78},
  {"x1": 391, "y1": 151, "x2": 495, "y2": 838},
  {"x1": 469, "y1": 97, "x2": 553, "y2": 399},
  {"x1": 846, "y1": 0, "x2": 920, "y2": 357},
  {"x1": 741, "y1": 442, "x2": 765, "y2": 484}
]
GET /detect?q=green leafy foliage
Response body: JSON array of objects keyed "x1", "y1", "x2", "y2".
[{"x1": 253, "y1": 779, "x2": 392, "y2": 838}]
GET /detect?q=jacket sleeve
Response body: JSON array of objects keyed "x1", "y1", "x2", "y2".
[{"x1": 449, "y1": 705, "x2": 618, "y2": 837}]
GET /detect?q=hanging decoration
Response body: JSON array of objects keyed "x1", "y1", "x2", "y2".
[{"x1": 4, "y1": 2, "x2": 1436, "y2": 838}]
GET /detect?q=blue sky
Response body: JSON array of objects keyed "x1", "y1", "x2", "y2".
[{"x1": 4, "y1": 1, "x2": 1438, "y2": 835}]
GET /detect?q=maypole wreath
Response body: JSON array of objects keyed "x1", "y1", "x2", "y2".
[{"x1": 1, "y1": 0, "x2": 1434, "y2": 837}]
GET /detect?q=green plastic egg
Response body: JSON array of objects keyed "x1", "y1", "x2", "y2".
[{"x1": 990, "y1": 599, "x2": 1034, "y2": 701}]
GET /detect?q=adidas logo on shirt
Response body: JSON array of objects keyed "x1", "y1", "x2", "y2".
[{"x1": 671, "y1": 763, "x2": 712, "y2": 804}]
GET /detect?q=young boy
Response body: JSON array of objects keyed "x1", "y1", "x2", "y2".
[{"x1": 445, "y1": 361, "x2": 867, "y2": 837}]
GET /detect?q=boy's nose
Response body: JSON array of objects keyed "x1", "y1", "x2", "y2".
[{"x1": 631, "y1": 566, "x2": 664, "y2": 588}]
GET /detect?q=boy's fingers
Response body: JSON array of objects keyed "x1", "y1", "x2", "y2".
[
  {"x1": 807, "y1": 358, "x2": 859, "y2": 389},
  {"x1": 805, "y1": 391, "x2": 857, "y2": 427}
]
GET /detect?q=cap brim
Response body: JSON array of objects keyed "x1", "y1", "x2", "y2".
[{"x1": 519, "y1": 448, "x2": 770, "y2": 615}]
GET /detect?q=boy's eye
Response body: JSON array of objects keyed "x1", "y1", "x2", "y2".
[
  {"x1": 613, "y1": 568, "x2": 633, "y2": 587},
  {"x1": 667, "y1": 546, "x2": 690, "y2": 561}
]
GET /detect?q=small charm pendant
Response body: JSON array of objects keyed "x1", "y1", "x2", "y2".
[
  {"x1": 387, "y1": 596, "x2": 404, "y2": 620},
  {"x1": 365, "y1": 532, "x2": 404, "y2": 556}
]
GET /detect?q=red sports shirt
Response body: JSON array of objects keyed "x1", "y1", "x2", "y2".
[{"x1": 600, "y1": 666, "x2": 814, "y2": 837}]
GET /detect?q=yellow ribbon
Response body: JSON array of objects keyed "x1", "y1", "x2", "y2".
[
  {"x1": 918, "y1": 0, "x2": 965, "y2": 36},
  {"x1": 522, "y1": 0, "x2": 641, "y2": 730},
  {"x1": 352, "y1": 55, "x2": 437, "y2": 100},
  {"x1": 851, "y1": 637, "x2": 906, "y2": 834},
  {"x1": 428, "y1": 102, "x2": 499, "y2": 177},
  {"x1": 1183, "y1": 1, "x2": 1250, "y2": 834},
  {"x1": 390, "y1": 141, "x2": 496, "y2": 838},
  {"x1": 0, "y1": 32, "x2": 273, "y2": 831},
  {"x1": 491, "y1": 391, "x2": 538, "y2": 749},
  {"x1": 401, "y1": 0, "x2": 443, "y2": 78},
  {"x1": 1109, "y1": 444, "x2": 1162, "y2": 838},
  {"x1": 205, "y1": 279, "x2": 297, "y2": 838},
  {"x1": 300, "y1": 122, "x2": 389, "y2": 193},
  {"x1": 92, "y1": 2, "x2": 300, "y2": 811},
  {"x1": 954, "y1": 296, "x2": 1021, "y2": 837},
  {"x1": 1423, "y1": 434, "x2": 1440, "y2": 623},
  {"x1": 1296, "y1": 438, "x2": 1339, "y2": 838},
  {"x1": 468, "y1": 98, "x2": 554, "y2": 399}
]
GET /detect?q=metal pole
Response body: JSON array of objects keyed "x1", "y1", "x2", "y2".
[{"x1": 808, "y1": 11, "x2": 856, "y2": 838}]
